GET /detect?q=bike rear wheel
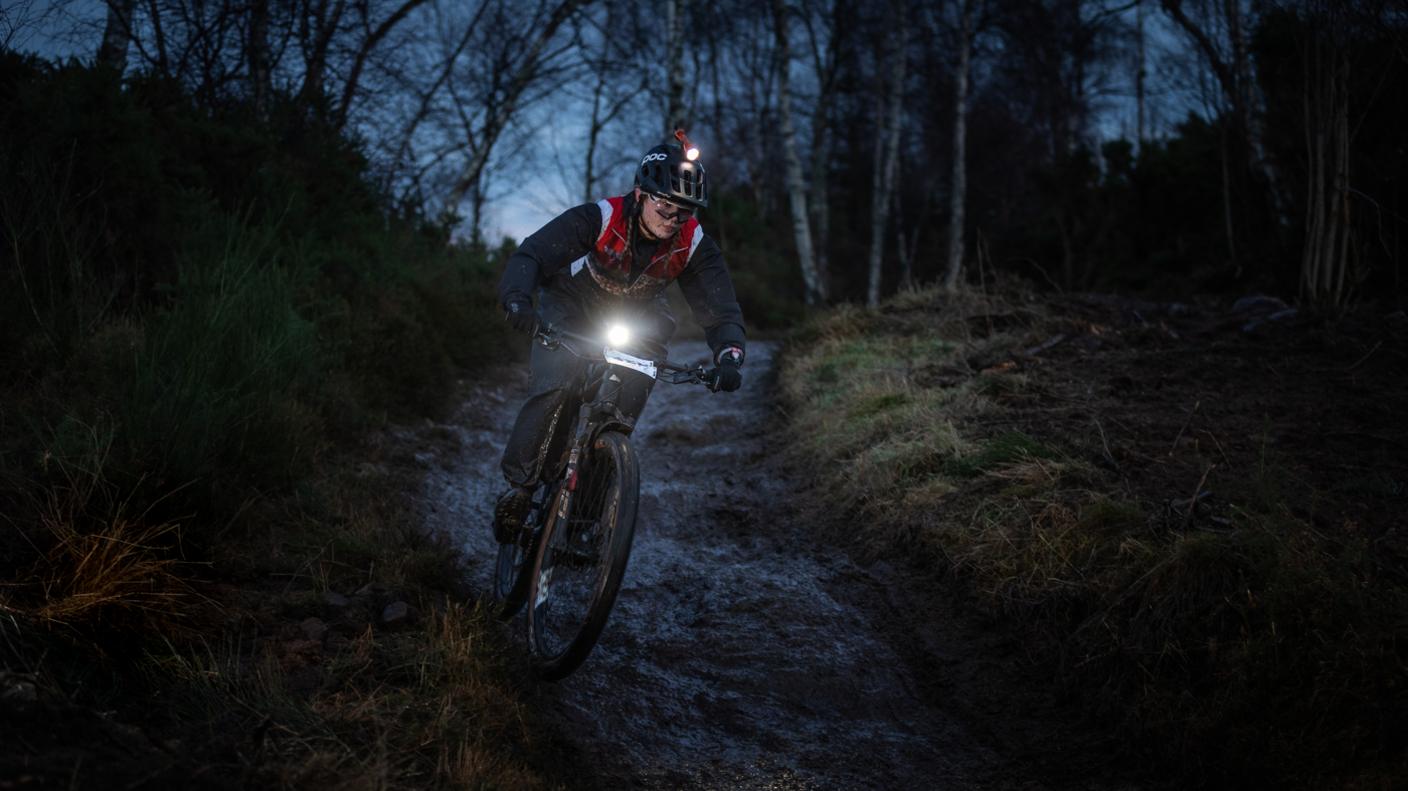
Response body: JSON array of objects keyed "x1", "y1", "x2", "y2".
[
  {"x1": 526, "y1": 431, "x2": 639, "y2": 680},
  {"x1": 492, "y1": 486, "x2": 550, "y2": 621}
]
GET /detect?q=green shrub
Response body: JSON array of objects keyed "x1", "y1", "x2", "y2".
[
  {"x1": 0, "y1": 55, "x2": 515, "y2": 545},
  {"x1": 124, "y1": 222, "x2": 321, "y2": 492}
]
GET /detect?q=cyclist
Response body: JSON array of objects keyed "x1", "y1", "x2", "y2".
[{"x1": 491, "y1": 134, "x2": 747, "y2": 543}]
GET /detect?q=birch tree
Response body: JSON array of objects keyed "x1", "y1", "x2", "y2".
[
  {"x1": 1160, "y1": 0, "x2": 1287, "y2": 269},
  {"x1": 97, "y1": 0, "x2": 136, "y2": 71},
  {"x1": 942, "y1": 0, "x2": 981, "y2": 292},
  {"x1": 664, "y1": 0, "x2": 687, "y2": 134},
  {"x1": 1298, "y1": 3, "x2": 1357, "y2": 308},
  {"x1": 866, "y1": 0, "x2": 907, "y2": 307},
  {"x1": 771, "y1": 0, "x2": 826, "y2": 304},
  {"x1": 799, "y1": 0, "x2": 851, "y2": 301}
]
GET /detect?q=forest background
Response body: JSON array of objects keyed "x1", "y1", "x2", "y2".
[{"x1": 1, "y1": 0, "x2": 1405, "y2": 787}]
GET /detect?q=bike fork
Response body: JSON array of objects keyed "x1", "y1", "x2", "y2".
[{"x1": 538, "y1": 459, "x2": 578, "y2": 609}]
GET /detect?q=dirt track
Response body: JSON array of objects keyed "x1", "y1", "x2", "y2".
[{"x1": 418, "y1": 339, "x2": 1148, "y2": 790}]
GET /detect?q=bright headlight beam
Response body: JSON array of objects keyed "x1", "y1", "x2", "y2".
[
  {"x1": 606, "y1": 324, "x2": 632, "y2": 347},
  {"x1": 685, "y1": 147, "x2": 700, "y2": 161}
]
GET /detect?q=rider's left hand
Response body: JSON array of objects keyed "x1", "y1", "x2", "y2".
[{"x1": 712, "y1": 346, "x2": 743, "y2": 393}]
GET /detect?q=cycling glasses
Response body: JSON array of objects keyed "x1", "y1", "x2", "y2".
[{"x1": 646, "y1": 192, "x2": 695, "y2": 222}]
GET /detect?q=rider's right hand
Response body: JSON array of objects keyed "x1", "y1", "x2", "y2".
[{"x1": 504, "y1": 299, "x2": 537, "y2": 335}]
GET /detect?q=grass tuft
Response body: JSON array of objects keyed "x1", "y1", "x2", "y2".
[
  {"x1": 0, "y1": 57, "x2": 548, "y2": 787},
  {"x1": 2, "y1": 425, "x2": 196, "y2": 637},
  {"x1": 778, "y1": 283, "x2": 1408, "y2": 787}
]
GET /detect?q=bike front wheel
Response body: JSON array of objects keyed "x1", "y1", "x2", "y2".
[
  {"x1": 492, "y1": 485, "x2": 549, "y2": 621},
  {"x1": 526, "y1": 430, "x2": 640, "y2": 680}
]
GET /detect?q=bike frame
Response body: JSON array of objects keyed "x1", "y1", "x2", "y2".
[
  {"x1": 495, "y1": 319, "x2": 717, "y2": 676},
  {"x1": 535, "y1": 322, "x2": 709, "y2": 556}
]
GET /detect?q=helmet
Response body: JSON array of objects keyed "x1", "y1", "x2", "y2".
[{"x1": 634, "y1": 142, "x2": 708, "y2": 209}]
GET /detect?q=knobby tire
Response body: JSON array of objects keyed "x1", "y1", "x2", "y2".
[
  {"x1": 527, "y1": 430, "x2": 639, "y2": 680},
  {"x1": 492, "y1": 486, "x2": 549, "y2": 621}
]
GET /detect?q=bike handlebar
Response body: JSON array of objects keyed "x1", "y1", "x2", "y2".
[{"x1": 533, "y1": 319, "x2": 722, "y2": 390}]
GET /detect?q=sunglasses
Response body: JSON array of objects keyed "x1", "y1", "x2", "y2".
[{"x1": 645, "y1": 192, "x2": 695, "y2": 221}]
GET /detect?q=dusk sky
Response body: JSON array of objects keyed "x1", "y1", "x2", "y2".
[{"x1": 6, "y1": 0, "x2": 1202, "y2": 243}]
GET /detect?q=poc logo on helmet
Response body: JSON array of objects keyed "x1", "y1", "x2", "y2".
[{"x1": 641, "y1": 153, "x2": 669, "y2": 164}]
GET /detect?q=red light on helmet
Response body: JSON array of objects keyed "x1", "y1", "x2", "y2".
[{"x1": 674, "y1": 128, "x2": 700, "y2": 161}]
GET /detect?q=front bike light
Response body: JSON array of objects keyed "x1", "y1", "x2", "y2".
[{"x1": 605, "y1": 323, "x2": 632, "y2": 348}]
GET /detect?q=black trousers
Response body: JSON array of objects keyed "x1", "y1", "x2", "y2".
[{"x1": 499, "y1": 280, "x2": 676, "y2": 488}]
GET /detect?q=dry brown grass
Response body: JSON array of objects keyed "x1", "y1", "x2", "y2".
[
  {"x1": 29, "y1": 516, "x2": 187, "y2": 626},
  {"x1": 150, "y1": 600, "x2": 558, "y2": 790},
  {"x1": 1, "y1": 425, "x2": 569, "y2": 788},
  {"x1": 168, "y1": 471, "x2": 571, "y2": 789},
  {"x1": 2, "y1": 430, "x2": 198, "y2": 636},
  {"x1": 778, "y1": 284, "x2": 1408, "y2": 787}
]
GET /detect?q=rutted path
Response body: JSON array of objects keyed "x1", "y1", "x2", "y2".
[{"x1": 416, "y1": 340, "x2": 1145, "y2": 790}]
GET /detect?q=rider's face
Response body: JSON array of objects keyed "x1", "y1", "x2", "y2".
[{"x1": 634, "y1": 188, "x2": 690, "y2": 240}]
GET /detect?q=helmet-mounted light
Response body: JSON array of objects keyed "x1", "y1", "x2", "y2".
[{"x1": 674, "y1": 128, "x2": 700, "y2": 161}]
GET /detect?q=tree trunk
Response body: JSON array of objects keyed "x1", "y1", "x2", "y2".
[
  {"x1": 471, "y1": 175, "x2": 485, "y2": 246},
  {"x1": 300, "y1": 0, "x2": 349, "y2": 108},
  {"x1": 898, "y1": 182, "x2": 933, "y2": 291},
  {"x1": 1161, "y1": 0, "x2": 1288, "y2": 232},
  {"x1": 333, "y1": 0, "x2": 431, "y2": 130},
  {"x1": 248, "y1": 0, "x2": 271, "y2": 116},
  {"x1": 942, "y1": 0, "x2": 976, "y2": 292},
  {"x1": 665, "y1": 0, "x2": 687, "y2": 134},
  {"x1": 1220, "y1": 123, "x2": 1239, "y2": 271},
  {"x1": 452, "y1": 0, "x2": 588, "y2": 207},
  {"x1": 805, "y1": 0, "x2": 849, "y2": 297},
  {"x1": 1301, "y1": 34, "x2": 1353, "y2": 308},
  {"x1": 809, "y1": 132, "x2": 832, "y2": 293},
  {"x1": 866, "y1": 6, "x2": 906, "y2": 307},
  {"x1": 1136, "y1": 0, "x2": 1146, "y2": 146},
  {"x1": 97, "y1": 0, "x2": 136, "y2": 71},
  {"x1": 771, "y1": 0, "x2": 825, "y2": 305},
  {"x1": 897, "y1": 224, "x2": 912, "y2": 291},
  {"x1": 585, "y1": 80, "x2": 603, "y2": 203},
  {"x1": 146, "y1": 0, "x2": 170, "y2": 76}
]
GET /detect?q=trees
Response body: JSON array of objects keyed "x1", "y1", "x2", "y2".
[
  {"x1": 441, "y1": 0, "x2": 588, "y2": 237},
  {"x1": 1275, "y1": 1, "x2": 1403, "y2": 308},
  {"x1": 578, "y1": 1, "x2": 648, "y2": 202},
  {"x1": 1159, "y1": 0, "x2": 1285, "y2": 275},
  {"x1": 771, "y1": 0, "x2": 825, "y2": 305},
  {"x1": 864, "y1": 0, "x2": 906, "y2": 307},
  {"x1": 942, "y1": 0, "x2": 982, "y2": 292},
  {"x1": 97, "y1": 0, "x2": 135, "y2": 71},
  {"x1": 86, "y1": 0, "x2": 432, "y2": 128},
  {"x1": 43, "y1": 0, "x2": 1401, "y2": 308},
  {"x1": 1299, "y1": 20, "x2": 1351, "y2": 308}
]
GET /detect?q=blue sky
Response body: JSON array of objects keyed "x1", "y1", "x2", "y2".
[
  {"x1": 2, "y1": 0, "x2": 589, "y2": 241},
  {"x1": 5, "y1": 0, "x2": 1208, "y2": 243}
]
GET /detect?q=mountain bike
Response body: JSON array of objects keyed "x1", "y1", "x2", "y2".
[{"x1": 491, "y1": 319, "x2": 719, "y2": 680}]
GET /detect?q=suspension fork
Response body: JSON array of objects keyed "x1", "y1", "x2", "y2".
[{"x1": 560, "y1": 367, "x2": 630, "y2": 503}]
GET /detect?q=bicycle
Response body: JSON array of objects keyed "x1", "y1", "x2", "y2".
[{"x1": 491, "y1": 318, "x2": 719, "y2": 680}]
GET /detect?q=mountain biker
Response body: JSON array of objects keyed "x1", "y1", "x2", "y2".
[{"x1": 491, "y1": 134, "x2": 747, "y2": 543}]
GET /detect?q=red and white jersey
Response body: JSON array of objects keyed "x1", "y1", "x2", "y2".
[{"x1": 569, "y1": 196, "x2": 705, "y2": 299}]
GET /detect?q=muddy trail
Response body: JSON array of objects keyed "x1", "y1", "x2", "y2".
[{"x1": 415, "y1": 340, "x2": 1153, "y2": 790}]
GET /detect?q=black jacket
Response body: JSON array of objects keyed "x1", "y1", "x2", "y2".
[{"x1": 497, "y1": 196, "x2": 747, "y2": 356}]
